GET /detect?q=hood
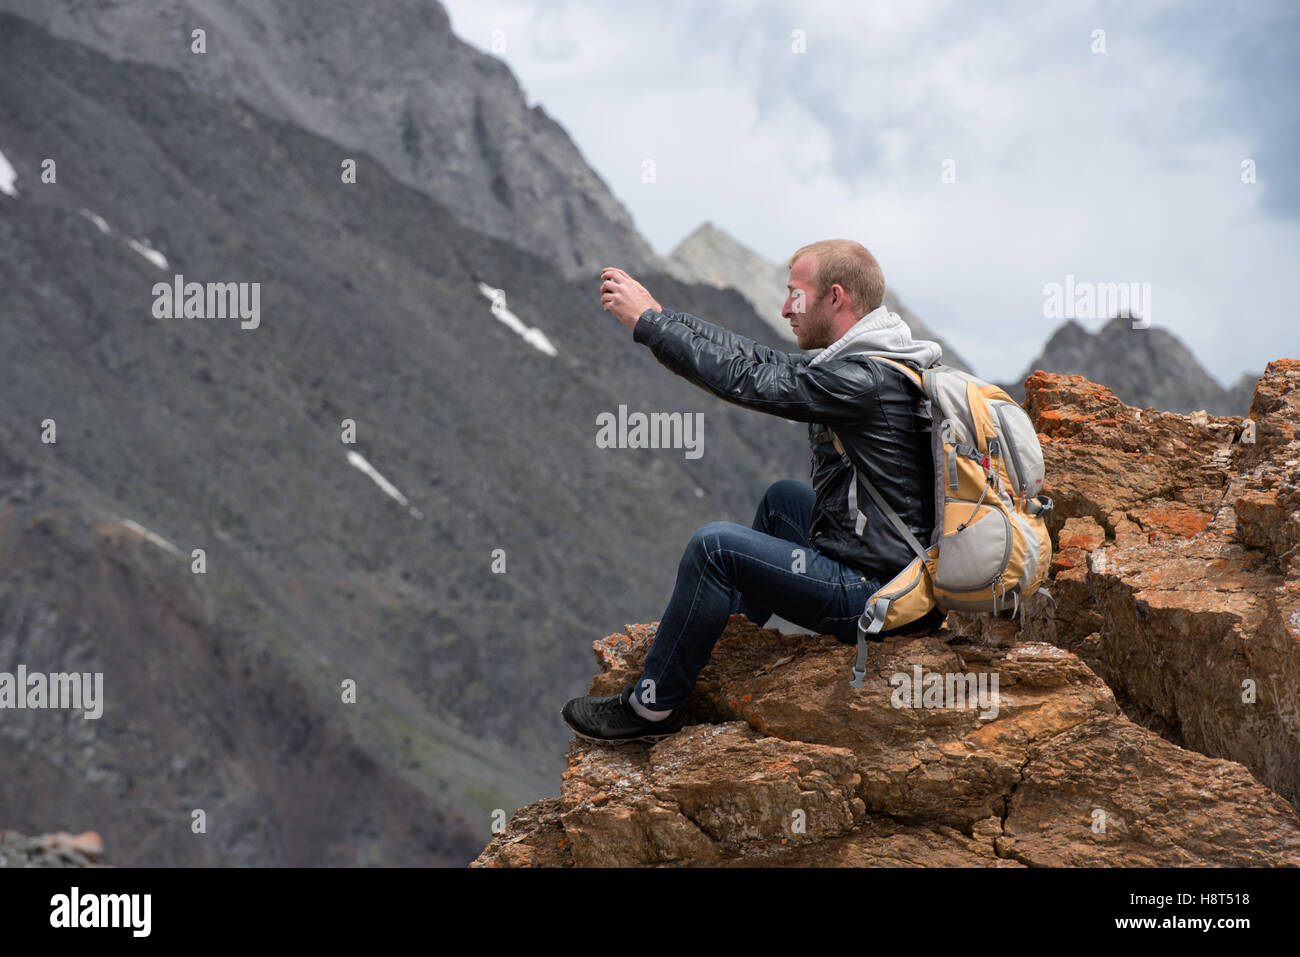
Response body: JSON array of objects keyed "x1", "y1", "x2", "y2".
[{"x1": 807, "y1": 303, "x2": 943, "y2": 369}]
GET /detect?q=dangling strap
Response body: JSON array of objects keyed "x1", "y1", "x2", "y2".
[
  {"x1": 847, "y1": 468, "x2": 867, "y2": 536},
  {"x1": 830, "y1": 432, "x2": 929, "y2": 565},
  {"x1": 849, "y1": 598, "x2": 891, "y2": 688}
]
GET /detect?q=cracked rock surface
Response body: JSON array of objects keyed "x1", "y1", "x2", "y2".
[
  {"x1": 475, "y1": 621, "x2": 1300, "y2": 867},
  {"x1": 952, "y1": 360, "x2": 1300, "y2": 810},
  {"x1": 476, "y1": 365, "x2": 1300, "y2": 867}
]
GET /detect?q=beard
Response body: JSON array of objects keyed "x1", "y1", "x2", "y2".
[{"x1": 792, "y1": 309, "x2": 830, "y2": 350}]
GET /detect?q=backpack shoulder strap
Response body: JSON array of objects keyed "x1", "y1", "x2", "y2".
[
  {"x1": 829, "y1": 429, "x2": 930, "y2": 565},
  {"x1": 866, "y1": 355, "x2": 927, "y2": 391}
]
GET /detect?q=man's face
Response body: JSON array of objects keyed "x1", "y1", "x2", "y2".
[{"x1": 782, "y1": 256, "x2": 833, "y2": 351}]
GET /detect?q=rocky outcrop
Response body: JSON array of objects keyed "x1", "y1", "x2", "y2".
[
  {"x1": 0, "y1": 830, "x2": 105, "y2": 868},
  {"x1": 476, "y1": 361, "x2": 1300, "y2": 867},
  {"x1": 475, "y1": 621, "x2": 1300, "y2": 867},
  {"x1": 951, "y1": 360, "x2": 1300, "y2": 810}
]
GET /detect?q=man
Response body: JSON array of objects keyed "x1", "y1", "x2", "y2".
[{"x1": 562, "y1": 239, "x2": 944, "y2": 744}]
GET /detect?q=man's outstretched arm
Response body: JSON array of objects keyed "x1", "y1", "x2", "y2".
[
  {"x1": 648, "y1": 308, "x2": 796, "y2": 365},
  {"x1": 600, "y1": 266, "x2": 794, "y2": 365},
  {"x1": 635, "y1": 308, "x2": 882, "y2": 424},
  {"x1": 600, "y1": 266, "x2": 878, "y2": 425}
]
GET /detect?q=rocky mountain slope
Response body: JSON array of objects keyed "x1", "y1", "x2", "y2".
[
  {"x1": 15, "y1": 0, "x2": 1258, "y2": 416},
  {"x1": 6, "y1": 0, "x2": 661, "y2": 279},
  {"x1": 2, "y1": 3, "x2": 1284, "y2": 869},
  {"x1": 957, "y1": 358, "x2": 1300, "y2": 808},
  {"x1": 998, "y1": 316, "x2": 1257, "y2": 416},
  {"x1": 666, "y1": 222, "x2": 974, "y2": 373},
  {"x1": 475, "y1": 361, "x2": 1300, "y2": 867},
  {"x1": 15, "y1": 0, "x2": 970, "y2": 371},
  {"x1": 0, "y1": 14, "x2": 804, "y2": 865}
]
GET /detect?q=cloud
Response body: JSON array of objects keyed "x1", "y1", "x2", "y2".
[
  {"x1": 527, "y1": 2, "x2": 580, "y2": 62},
  {"x1": 441, "y1": 0, "x2": 1300, "y2": 385}
]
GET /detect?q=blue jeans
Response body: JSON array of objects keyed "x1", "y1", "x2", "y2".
[{"x1": 633, "y1": 479, "x2": 883, "y2": 710}]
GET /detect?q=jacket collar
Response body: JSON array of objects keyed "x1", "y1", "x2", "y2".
[{"x1": 807, "y1": 302, "x2": 943, "y2": 369}]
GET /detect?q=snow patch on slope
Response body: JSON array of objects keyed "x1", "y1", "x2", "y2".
[
  {"x1": 476, "y1": 281, "x2": 557, "y2": 356},
  {"x1": 80, "y1": 209, "x2": 111, "y2": 233},
  {"x1": 347, "y1": 451, "x2": 423, "y2": 518},
  {"x1": 128, "y1": 238, "x2": 168, "y2": 270},
  {"x1": 119, "y1": 519, "x2": 184, "y2": 558},
  {"x1": 0, "y1": 148, "x2": 18, "y2": 197}
]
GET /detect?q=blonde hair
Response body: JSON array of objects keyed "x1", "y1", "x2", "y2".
[{"x1": 787, "y1": 239, "x2": 885, "y2": 314}]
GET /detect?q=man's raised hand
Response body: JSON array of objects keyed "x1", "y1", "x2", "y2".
[{"x1": 600, "y1": 267, "x2": 662, "y2": 331}]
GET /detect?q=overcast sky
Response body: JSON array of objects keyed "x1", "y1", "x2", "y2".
[{"x1": 442, "y1": 0, "x2": 1298, "y2": 386}]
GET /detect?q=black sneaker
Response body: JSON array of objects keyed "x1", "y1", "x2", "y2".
[{"x1": 561, "y1": 684, "x2": 690, "y2": 745}]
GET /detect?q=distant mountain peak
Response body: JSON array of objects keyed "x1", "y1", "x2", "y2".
[
  {"x1": 677, "y1": 220, "x2": 720, "y2": 241},
  {"x1": 1002, "y1": 316, "x2": 1256, "y2": 415}
]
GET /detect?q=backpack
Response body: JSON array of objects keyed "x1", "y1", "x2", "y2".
[{"x1": 829, "y1": 356, "x2": 1055, "y2": 687}]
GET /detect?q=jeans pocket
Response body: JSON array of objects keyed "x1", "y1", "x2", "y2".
[
  {"x1": 838, "y1": 572, "x2": 879, "y2": 641},
  {"x1": 810, "y1": 570, "x2": 866, "y2": 642}
]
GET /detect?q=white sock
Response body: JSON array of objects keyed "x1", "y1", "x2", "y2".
[{"x1": 629, "y1": 688, "x2": 672, "y2": 721}]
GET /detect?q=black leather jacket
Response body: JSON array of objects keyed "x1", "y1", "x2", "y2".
[{"x1": 633, "y1": 306, "x2": 936, "y2": 582}]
